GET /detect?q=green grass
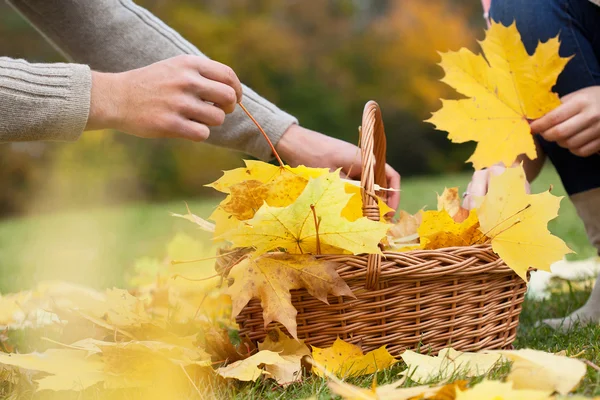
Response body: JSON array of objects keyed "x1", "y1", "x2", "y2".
[{"x1": 0, "y1": 166, "x2": 598, "y2": 398}]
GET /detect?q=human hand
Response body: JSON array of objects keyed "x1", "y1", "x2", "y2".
[
  {"x1": 85, "y1": 55, "x2": 242, "y2": 141},
  {"x1": 530, "y1": 86, "x2": 600, "y2": 157},
  {"x1": 275, "y1": 125, "x2": 401, "y2": 211},
  {"x1": 462, "y1": 164, "x2": 531, "y2": 210}
]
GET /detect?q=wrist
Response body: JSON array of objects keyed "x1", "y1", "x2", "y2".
[
  {"x1": 275, "y1": 124, "x2": 305, "y2": 166},
  {"x1": 85, "y1": 71, "x2": 123, "y2": 131}
]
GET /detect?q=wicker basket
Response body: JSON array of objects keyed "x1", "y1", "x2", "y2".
[{"x1": 236, "y1": 101, "x2": 527, "y2": 356}]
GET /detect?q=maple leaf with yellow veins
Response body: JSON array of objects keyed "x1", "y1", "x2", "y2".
[
  {"x1": 216, "y1": 350, "x2": 286, "y2": 382},
  {"x1": 400, "y1": 348, "x2": 502, "y2": 384},
  {"x1": 221, "y1": 171, "x2": 391, "y2": 256},
  {"x1": 477, "y1": 165, "x2": 573, "y2": 281},
  {"x1": 437, "y1": 187, "x2": 470, "y2": 223},
  {"x1": 226, "y1": 253, "x2": 354, "y2": 338},
  {"x1": 418, "y1": 209, "x2": 482, "y2": 250},
  {"x1": 492, "y1": 349, "x2": 587, "y2": 395},
  {"x1": 257, "y1": 328, "x2": 311, "y2": 386},
  {"x1": 456, "y1": 380, "x2": 552, "y2": 400},
  {"x1": 311, "y1": 338, "x2": 397, "y2": 378},
  {"x1": 427, "y1": 21, "x2": 572, "y2": 170}
]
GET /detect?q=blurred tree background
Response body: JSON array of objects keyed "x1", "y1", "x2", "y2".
[{"x1": 0, "y1": 0, "x2": 486, "y2": 216}]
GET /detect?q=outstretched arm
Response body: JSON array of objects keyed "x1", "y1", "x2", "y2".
[{"x1": 5, "y1": 0, "x2": 296, "y2": 160}]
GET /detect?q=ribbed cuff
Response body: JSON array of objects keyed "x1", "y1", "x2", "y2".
[{"x1": 0, "y1": 58, "x2": 92, "y2": 142}]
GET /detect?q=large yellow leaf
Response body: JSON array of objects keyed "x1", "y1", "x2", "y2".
[
  {"x1": 477, "y1": 165, "x2": 573, "y2": 281},
  {"x1": 311, "y1": 338, "x2": 397, "y2": 378},
  {"x1": 456, "y1": 380, "x2": 552, "y2": 400},
  {"x1": 400, "y1": 348, "x2": 502, "y2": 384},
  {"x1": 209, "y1": 202, "x2": 243, "y2": 238},
  {"x1": 0, "y1": 349, "x2": 106, "y2": 391},
  {"x1": 427, "y1": 21, "x2": 571, "y2": 169},
  {"x1": 418, "y1": 209, "x2": 482, "y2": 249},
  {"x1": 207, "y1": 161, "x2": 330, "y2": 236},
  {"x1": 221, "y1": 171, "x2": 391, "y2": 255},
  {"x1": 493, "y1": 349, "x2": 587, "y2": 395},
  {"x1": 257, "y1": 328, "x2": 311, "y2": 386},
  {"x1": 226, "y1": 253, "x2": 354, "y2": 338},
  {"x1": 216, "y1": 350, "x2": 286, "y2": 382},
  {"x1": 207, "y1": 160, "x2": 328, "y2": 193}
]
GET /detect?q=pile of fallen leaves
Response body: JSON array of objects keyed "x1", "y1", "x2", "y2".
[{"x1": 0, "y1": 20, "x2": 588, "y2": 399}]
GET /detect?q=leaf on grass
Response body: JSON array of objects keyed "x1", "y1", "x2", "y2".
[
  {"x1": 493, "y1": 349, "x2": 587, "y2": 395},
  {"x1": 455, "y1": 380, "x2": 552, "y2": 400},
  {"x1": 226, "y1": 253, "x2": 354, "y2": 338},
  {"x1": 437, "y1": 187, "x2": 469, "y2": 223},
  {"x1": 400, "y1": 348, "x2": 502, "y2": 384},
  {"x1": 0, "y1": 349, "x2": 105, "y2": 391},
  {"x1": 427, "y1": 21, "x2": 571, "y2": 169},
  {"x1": 311, "y1": 338, "x2": 397, "y2": 378},
  {"x1": 418, "y1": 209, "x2": 482, "y2": 250},
  {"x1": 257, "y1": 328, "x2": 311, "y2": 386},
  {"x1": 216, "y1": 350, "x2": 286, "y2": 382},
  {"x1": 326, "y1": 371, "x2": 467, "y2": 400},
  {"x1": 221, "y1": 171, "x2": 390, "y2": 256},
  {"x1": 477, "y1": 165, "x2": 573, "y2": 281}
]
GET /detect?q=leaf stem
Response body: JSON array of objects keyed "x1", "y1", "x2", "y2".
[
  {"x1": 238, "y1": 102, "x2": 284, "y2": 167},
  {"x1": 170, "y1": 249, "x2": 239, "y2": 265},
  {"x1": 474, "y1": 203, "x2": 531, "y2": 244},
  {"x1": 310, "y1": 204, "x2": 322, "y2": 255}
]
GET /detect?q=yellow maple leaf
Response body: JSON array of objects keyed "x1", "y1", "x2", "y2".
[
  {"x1": 207, "y1": 161, "x2": 330, "y2": 236},
  {"x1": 418, "y1": 209, "x2": 482, "y2": 250},
  {"x1": 311, "y1": 338, "x2": 397, "y2": 378},
  {"x1": 493, "y1": 349, "x2": 587, "y2": 395},
  {"x1": 209, "y1": 202, "x2": 243, "y2": 238},
  {"x1": 437, "y1": 187, "x2": 469, "y2": 223},
  {"x1": 216, "y1": 350, "x2": 286, "y2": 382},
  {"x1": 455, "y1": 380, "x2": 552, "y2": 400},
  {"x1": 220, "y1": 174, "x2": 308, "y2": 220},
  {"x1": 257, "y1": 328, "x2": 311, "y2": 386},
  {"x1": 427, "y1": 21, "x2": 571, "y2": 169},
  {"x1": 477, "y1": 165, "x2": 573, "y2": 281},
  {"x1": 221, "y1": 171, "x2": 391, "y2": 256},
  {"x1": 207, "y1": 160, "x2": 328, "y2": 194},
  {"x1": 227, "y1": 253, "x2": 354, "y2": 338},
  {"x1": 341, "y1": 183, "x2": 394, "y2": 222},
  {"x1": 400, "y1": 348, "x2": 502, "y2": 384}
]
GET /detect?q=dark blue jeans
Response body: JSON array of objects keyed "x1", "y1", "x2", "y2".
[{"x1": 491, "y1": 0, "x2": 600, "y2": 195}]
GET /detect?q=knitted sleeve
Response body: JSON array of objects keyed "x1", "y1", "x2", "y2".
[{"x1": 3, "y1": 0, "x2": 297, "y2": 159}]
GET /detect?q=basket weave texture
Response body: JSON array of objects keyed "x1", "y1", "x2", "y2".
[{"x1": 236, "y1": 101, "x2": 527, "y2": 356}]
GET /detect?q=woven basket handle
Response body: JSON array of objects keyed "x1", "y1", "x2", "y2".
[{"x1": 360, "y1": 101, "x2": 387, "y2": 289}]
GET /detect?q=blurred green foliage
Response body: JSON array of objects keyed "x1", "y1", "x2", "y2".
[{"x1": 0, "y1": 0, "x2": 486, "y2": 216}]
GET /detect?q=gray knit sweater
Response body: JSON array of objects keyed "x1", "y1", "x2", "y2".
[{"x1": 0, "y1": 0, "x2": 298, "y2": 160}]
